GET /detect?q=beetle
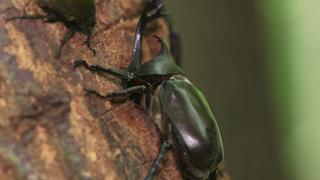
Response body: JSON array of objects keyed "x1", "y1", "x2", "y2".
[
  {"x1": 6, "y1": 0, "x2": 96, "y2": 59},
  {"x1": 73, "y1": 0, "x2": 224, "y2": 179}
]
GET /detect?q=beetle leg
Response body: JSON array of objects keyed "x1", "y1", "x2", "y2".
[
  {"x1": 209, "y1": 170, "x2": 218, "y2": 180},
  {"x1": 145, "y1": 141, "x2": 168, "y2": 180},
  {"x1": 6, "y1": 13, "x2": 60, "y2": 22},
  {"x1": 57, "y1": 28, "x2": 75, "y2": 59},
  {"x1": 6, "y1": 13, "x2": 74, "y2": 59},
  {"x1": 72, "y1": 60, "x2": 134, "y2": 80},
  {"x1": 84, "y1": 85, "x2": 146, "y2": 99},
  {"x1": 83, "y1": 28, "x2": 96, "y2": 56},
  {"x1": 104, "y1": 85, "x2": 146, "y2": 97},
  {"x1": 6, "y1": 14, "x2": 48, "y2": 21},
  {"x1": 84, "y1": 35, "x2": 95, "y2": 56}
]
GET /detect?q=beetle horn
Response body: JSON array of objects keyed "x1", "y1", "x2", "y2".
[
  {"x1": 153, "y1": 35, "x2": 169, "y2": 58},
  {"x1": 126, "y1": 1, "x2": 170, "y2": 73}
]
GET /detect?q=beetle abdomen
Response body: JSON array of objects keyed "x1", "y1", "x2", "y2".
[{"x1": 159, "y1": 75, "x2": 224, "y2": 179}]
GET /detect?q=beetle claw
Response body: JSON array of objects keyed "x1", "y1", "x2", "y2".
[
  {"x1": 84, "y1": 89, "x2": 111, "y2": 99},
  {"x1": 83, "y1": 89, "x2": 91, "y2": 96},
  {"x1": 72, "y1": 60, "x2": 88, "y2": 70},
  {"x1": 83, "y1": 35, "x2": 96, "y2": 56},
  {"x1": 83, "y1": 89, "x2": 98, "y2": 96},
  {"x1": 106, "y1": 93, "x2": 114, "y2": 101}
]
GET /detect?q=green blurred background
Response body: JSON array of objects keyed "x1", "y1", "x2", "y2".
[{"x1": 163, "y1": 0, "x2": 320, "y2": 180}]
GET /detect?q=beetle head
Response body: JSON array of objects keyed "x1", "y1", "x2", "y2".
[{"x1": 134, "y1": 36, "x2": 184, "y2": 76}]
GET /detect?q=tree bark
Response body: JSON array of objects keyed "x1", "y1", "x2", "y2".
[{"x1": 0, "y1": 0, "x2": 230, "y2": 180}]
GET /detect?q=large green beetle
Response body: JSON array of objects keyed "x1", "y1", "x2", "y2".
[
  {"x1": 73, "y1": 1, "x2": 224, "y2": 179},
  {"x1": 6, "y1": 0, "x2": 96, "y2": 59}
]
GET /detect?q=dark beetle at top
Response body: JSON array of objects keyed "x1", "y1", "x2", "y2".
[
  {"x1": 6, "y1": 0, "x2": 96, "y2": 59},
  {"x1": 73, "y1": 0, "x2": 224, "y2": 180}
]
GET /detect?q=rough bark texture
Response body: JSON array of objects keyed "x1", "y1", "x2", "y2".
[{"x1": 0, "y1": 0, "x2": 229, "y2": 180}]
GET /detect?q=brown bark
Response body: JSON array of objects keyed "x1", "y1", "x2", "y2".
[
  {"x1": 0, "y1": 0, "x2": 230, "y2": 180},
  {"x1": 0, "y1": 0, "x2": 183, "y2": 179}
]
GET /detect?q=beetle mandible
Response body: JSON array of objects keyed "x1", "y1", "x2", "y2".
[
  {"x1": 73, "y1": 1, "x2": 224, "y2": 179},
  {"x1": 6, "y1": 0, "x2": 96, "y2": 59}
]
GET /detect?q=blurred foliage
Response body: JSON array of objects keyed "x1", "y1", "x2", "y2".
[
  {"x1": 164, "y1": 0, "x2": 319, "y2": 180},
  {"x1": 259, "y1": 0, "x2": 320, "y2": 179}
]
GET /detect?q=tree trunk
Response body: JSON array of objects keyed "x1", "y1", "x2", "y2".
[{"x1": 0, "y1": 0, "x2": 230, "y2": 179}]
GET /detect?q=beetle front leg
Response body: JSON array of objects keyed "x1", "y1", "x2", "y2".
[
  {"x1": 72, "y1": 60, "x2": 133, "y2": 80},
  {"x1": 145, "y1": 141, "x2": 168, "y2": 180},
  {"x1": 84, "y1": 85, "x2": 146, "y2": 99}
]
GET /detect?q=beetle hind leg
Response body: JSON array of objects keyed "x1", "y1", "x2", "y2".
[
  {"x1": 145, "y1": 141, "x2": 168, "y2": 180},
  {"x1": 209, "y1": 170, "x2": 218, "y2": 180}
]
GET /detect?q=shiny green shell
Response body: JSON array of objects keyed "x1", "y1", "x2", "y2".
[
  {"x1": 132, "y1": 36, "x2": 224, "y2": 179},
  {"x1": 160, "y1": 76, "x2": 224, "y2": 178}
]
